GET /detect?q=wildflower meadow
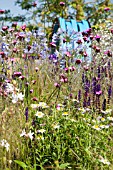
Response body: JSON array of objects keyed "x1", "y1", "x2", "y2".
[{"x1": 0, "y1": 2, "x2": 113, "y2": 170}]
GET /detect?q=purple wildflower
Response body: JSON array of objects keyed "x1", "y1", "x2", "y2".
[
  {"x1": 98, "y1": 66, "x2": 101, "y2": 79},
  {"x1": 96, "y1": 84, "x2": 102, "y2": 96},
  {"x1": 83, "y1": 98, "x2": 87, "y2": 107},
  {"x1": 92, "y1": 77, "x2": 97, "y2": 95},
  {"x1": 25, "y1": 107, "x2": 28, "y2": 122},
  {"x1": 87, "y1": 97, "x2": 90, "y2": 106},
  {"x1": 78, "y1": 89, "x2": 81, "y2": 101}
]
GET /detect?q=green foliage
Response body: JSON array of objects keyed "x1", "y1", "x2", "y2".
[{"x1": 14, "y1": 160, "x2": 28, "y2": 169}]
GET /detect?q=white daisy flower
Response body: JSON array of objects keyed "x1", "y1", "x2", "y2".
[
  {"x1": 37, "y1": 102, "x2": 49, "y2": 108},
  {"x1": 30, "y1": 104, "x2": 38, "y2": 109},
  {"x1": 35, "y1": 111, "x2": 45, "y2": 118},
  {"x1": 37, "y1": 135, "x2": 44, "y2": 140},
  {"x1": 99, "y1": 156, "x2": 110, "y2": 165},
  {"x1": 62, "y1": 112, "x2": 69, "y2": 116},
  {"x1": 107, "y1": 117, "x2": 113, "y2": 121},
  {"x1": 101, "y1": 109, "x2": 112, "y2": 114},
  {"x1": 92, "y1": 125, "x2": 101, "y2": 131},
  {"x1": 52, "y1": 124, "x2": 60, "y2": 129},
  {"x1": 37, "y1": 129, "x2": 46, "y2": 134}
]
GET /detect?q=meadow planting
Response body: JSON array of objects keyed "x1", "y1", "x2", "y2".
[{"x1": 0, "y1": 19, "x2": 113, "y2": 170}]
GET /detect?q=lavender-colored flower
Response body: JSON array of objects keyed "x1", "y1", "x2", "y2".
[
  {"x1": 98, "y1": 66, "x2": 101, "y2": 78},
  {"x1": 96, "y1": 84, "x2": 102, "y2": 96},
  {"x1": 25, "y1": 107, "x2": 28, "y2": 122},
  {"x1": 108, "y1": 86, "x2": 112, "y2": 98},
  {"x1": 78, "y1": 89, "x2": 81, "y2": 101},
  {"x1": 108, "y1": 61, "x2": 111, "y2": 70},
  {"x1": 83, "y1": 98, "x2": 87, "y2": 107},
  {"x1": 82, "y1": 72, "x2": 85, "y2": 83},
  {"x1": 87, "y1": 97, "x2": 90, "y2": 106},
  {"x1": 84, "y1": 79, "x2": 90, "y2": 93},
  {"x1": 92, "y1": 77, "x2": 97, "y2": 94}
]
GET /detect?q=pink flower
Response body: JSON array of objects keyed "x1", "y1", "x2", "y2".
[
  {"x1": 2, "y1": 26, "x2": 8, "y2": 31},
  {"x1": 50, "y1": 42, "x2": 56, "y2": 47},
  {"x1": 21, "y1": 25, "x2": 26, "y2": 31},
  {"x1": 83, "y1": 36, "x2": 88, "y2": 41},
  {"x1": 0, "y1": 9, "x2": 5, "y2": 14},
  {"x1": 63, "y1": 38, "x2": 66, "y2": 43},
  {"x1": 64, "y1": 67, "x2": 69, "y2": 72},
  {"x1": 110, "y1": 29, "x2": 113, "y2": 34},
  {"x1": 95, "y1": 35, "x2": 101, "y2": 42},
  {"x1": 8, "y1": 28, "x2": 14, "y2": 33},
  {"x1": 95, "y1": 47, "x2": 100, "y2": 53},
  {"x1": 35, "y1": 67, "x2": 39, "y2": 72},
  {"x1": 13, "y1": 48, "x2": 18, "y2": 53},
  {"x1": 76, "y1": 39, "x2": 82, "y2": 44},
  {"x1": 83, "y1": 52, "x2": 87, "y2": 57},
  {"x1": 12, "y1": 40, "x2": 17, "y2": 45},
  {"x1": 90, "y1": 35, "x2": 94, "y2": 40},
  {"x1": 96, "y1": 90, "x2": 102, "y2": 96},
  {"x1": 0, "y1": 51, "x2": 5, "y2": 57},
  {"x1": 30, "y1": 89, "x2": 33, "y2": 93},
  {"x1": 75, "y1": 59, "x2": 82, "y2": 64},
  {"x1": 32, "y1": 2, "x2": 37, "y2": 7},
  {"x1": 13, "y1": 72, "x2": 22, "y2": 77},
  {"x1": 32, "y1": 97, "x2": 38, "y2": 101},
  {"x1": 54, "y1": 83, "x2": 60, "y2": 88},
  {"x1": 27, "y1": 45, "x2": 32, "y2": 51},
  {"x1": 104, "y1": 7, "x2": 110, "y2": 11},
  {"x1": 59, "y1": 2, "x2": 65, "y2": 6},
  {"x1": 32, "y1": 80, "x2": 36, "y2": 84},
  {"x1": 19, "y1": 76, "x2": 26, "y2": 80},
  {"x1": 12, "y1": 22, "x2": 17, "y2": 27},
  {"x1": 65, "y1": 51, "x2": 71, "y2": 57}
]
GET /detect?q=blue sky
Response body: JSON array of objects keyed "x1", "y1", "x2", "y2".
[{"x1": 0, "y1": 0, "x2": 26, "y2": 15}]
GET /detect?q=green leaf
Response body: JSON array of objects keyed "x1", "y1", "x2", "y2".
[
  {"x1": 14, "y1": 160, "x2": 28, "y2": 168},
  {"x1": 59, "y1": 163, "x2": 70, "y2": 169}
]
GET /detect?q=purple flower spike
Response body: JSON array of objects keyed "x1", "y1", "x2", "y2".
[
  {"x1": 25, "y1": 107, "x2": 28, "y2": 122},
  {"x1": 108, "y1": 86, "x2": 112, "y2": 98},
  {"x1": 83, "y1": 99, "x2": 87, "y2": 107},
  {"x1": 96, "y1": 84, "x2": 102, "y2": 96},
  {"x1": 92, "y1": 77, "x2": 97, "y2": 94},
  {"x1": 87, "y1": 97, "x2": 90, "y2": 106},
  {"x1": 98, "y1": 66, "x2": 101, "y2": 79},
  {"x1": 78, "y1": 89, "x2": 81, "y2": 101}
]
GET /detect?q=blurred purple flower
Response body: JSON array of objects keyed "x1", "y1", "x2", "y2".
[{"x1": 25, "y1": 107, "x2": 28, "y2": 122}]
